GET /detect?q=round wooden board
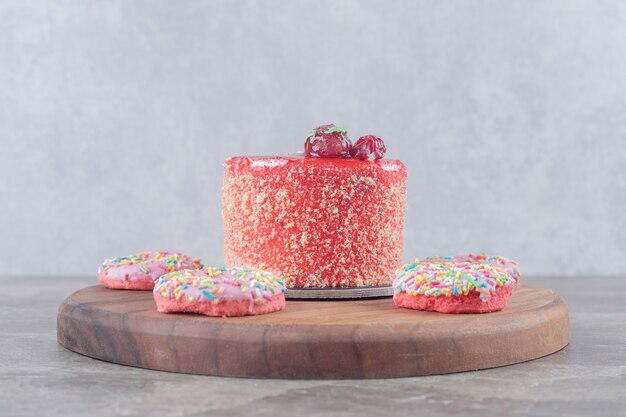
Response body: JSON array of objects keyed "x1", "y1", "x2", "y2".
[{"x1": 57, "y1": 284, "x2": 569, "y2": 379}]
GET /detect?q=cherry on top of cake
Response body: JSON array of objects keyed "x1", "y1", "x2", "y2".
[
  {"x1": 227, "y1": 124, "x2": 404, "y2": 172},
  {"x1": 304, "y1": 124, "x2": 386, "y2": 161}
]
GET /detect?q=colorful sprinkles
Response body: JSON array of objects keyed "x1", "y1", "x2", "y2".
[
  {"x1": 393, "y1": 255, "x2": 519, "y2": 302},
  {"x1": 420, "y1": 254, "x2": 521, "y2": 282},
  {"x1": 154, "y1": 267, "x2": 286, "y2": 308},
  {"x1": 98, "y1": 251, "x2": 203, "y2": 274}
]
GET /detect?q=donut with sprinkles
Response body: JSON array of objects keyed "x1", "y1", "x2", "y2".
[
  {"x1": 393, "y1": 254, "x2": 520, "y2": 314},
  {"x1": 153, "y1": 267, "x2": 286, "y2": 317},
  {"x1": 419, "y1": 253, "x2": 521, "y2": 282},
  {"x1": 98, "y1": 251, "x2": 203, "y2": 290}
]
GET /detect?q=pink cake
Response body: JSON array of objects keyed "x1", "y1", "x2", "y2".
[
  {"x1": 153, "y1": 267, "x2": 286, "y2": 317},
  {"x1": 222, "y1": 124, "x2": 407, "y2": 289},
  {"x1": 222, "y1": 155, "x2": 407, "y2": 288},
  {"x1": 98, "y1": 251, "x2": 203, "y2": 290},
  {"x1": 393, "y1": 255, "x2": 519, "y2": 313}
]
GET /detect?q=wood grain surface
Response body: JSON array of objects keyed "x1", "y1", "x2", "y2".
[{"x1": 57, "y1": 284, "x2": 569, "y2": 379}]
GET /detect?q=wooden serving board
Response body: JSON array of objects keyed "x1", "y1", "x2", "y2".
[{"x1": 57, "y1": 284, "x2": 569, "y2": 379}]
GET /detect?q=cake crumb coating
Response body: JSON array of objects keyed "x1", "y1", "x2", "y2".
[{"x1": 222, "y1": 156, "x2": 407, "y2": 288}]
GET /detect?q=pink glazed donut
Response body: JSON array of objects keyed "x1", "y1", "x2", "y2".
[
  {"x1": 154, "y1": 267, "x2": 286, "y2": 317},
  {"x1": 393, "y1": 254, "x2": 520, "y2": 314},
  {"x1": 419, "y1": 253, "x2": 521, "y2": 282},
  {"x1": 98, "y1": 251, "x2": 203, "y2": 290}
]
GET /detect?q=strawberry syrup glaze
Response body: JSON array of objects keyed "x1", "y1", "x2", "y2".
[{"x1": 222, "y1": 155, "x2": 407, "y2": 288}]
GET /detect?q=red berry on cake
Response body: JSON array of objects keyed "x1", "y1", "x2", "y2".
[
  {"x1": 350, "y1": 135, "x2": 387, "y2": 161},
  {"x1": 304, "y1": 124, "x2": 352, "y2": 158}
]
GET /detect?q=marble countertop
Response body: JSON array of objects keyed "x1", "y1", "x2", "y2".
[{"x1": 1, "y1": 275, "x2": 624, "y2": 417}]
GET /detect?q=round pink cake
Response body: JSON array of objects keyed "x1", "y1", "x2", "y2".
[
  {"x1": 222, "y1": 155, "x2": 407, "y2": 288},
  {"x1": 153, "y1": 267, "x2": 286, "y2": 317},
  {"x1": 393, "y1": 255, "x2": 519, "y2": 314},
  {"x1": 98, "y1": 251, "x2": 203, "y2": 290}
]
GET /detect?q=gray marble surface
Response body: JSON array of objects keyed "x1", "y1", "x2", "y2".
[
  {"x1": 0, "y1": 276, "x2": 624, "y2": 417},
  {"x1": 3, "y1": 1, "x2": 626, "y2": 277}
]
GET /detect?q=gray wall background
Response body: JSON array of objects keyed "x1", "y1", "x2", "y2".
[{"x1": 1, "y1": 0, "x2": 625, "y2": 277}]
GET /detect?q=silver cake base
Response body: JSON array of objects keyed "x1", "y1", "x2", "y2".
[{"x1": 284, "y1": 285, "x2": 394, "y2": 300}]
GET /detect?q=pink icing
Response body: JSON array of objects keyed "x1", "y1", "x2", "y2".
[
  {"x1": 98, "y1": 251, "x2": 203, "y2": 289},
  {"x1": 421, "y1": 254, "x2": 521, "y2": 281},
  {"x1": 228, "y1": 154, "x2": 405, "y2": 172},
  {"x1": 153, "y1": 267, "x2": 286, "y2": 314},
  {"x1": 393, "y1": 254, "x2": 520, "y2": 303},
  {"x1": 155, "y1": 294, "x2": 286, "y2": 317}
]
